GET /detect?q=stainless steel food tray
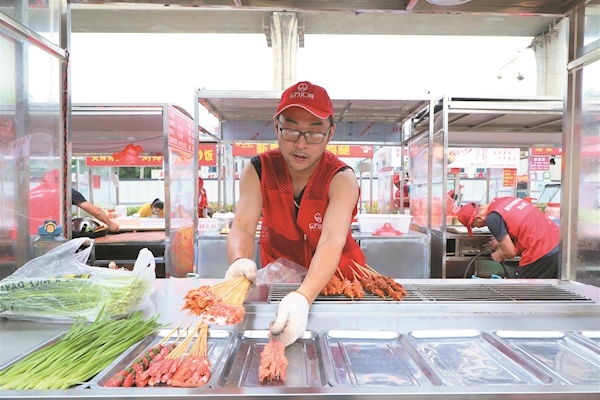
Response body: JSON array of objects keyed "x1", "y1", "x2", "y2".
[
  {"x1": 405, "y1": 329, "x2": 554, "y2": 386},
  {"x1": 89, "y1": 328, "x2": 233, "y2": 388},
  {"x1": 320, "y1": 330, "x2": 439, "y2": 387},
  {"x1": 575, "y1": 330, "x2": 600, "y2": 346},
  {"x1": 212, "y1": 330, "x2": 327, "y2": 387},
  {"x1": 494, "y1": 330, "x2": 600, "y2": 385},
  {"x1": 0, "y1": 332, "x2": 88, "y2": 389}
]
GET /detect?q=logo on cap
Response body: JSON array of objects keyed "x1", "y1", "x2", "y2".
[{"x1": 298, "y1": 82, "x2": 308, "y2": 92}]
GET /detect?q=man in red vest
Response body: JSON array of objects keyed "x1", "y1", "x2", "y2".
[
  {"x1": 224, "y1": 81, "x2": 366, "y2": 347},
  {"x1": 457, "y1": 197, "x2": 560, "y2": 279}
]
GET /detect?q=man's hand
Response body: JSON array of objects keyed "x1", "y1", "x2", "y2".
[
  {"x1": 224, "y1": 257, "x2": 257, "y2": 282},
  {"x1": 488, "y1": 238, "x2": 500, "y2": 250},
  {"x1": 108, "y1": 222, "x2": 119, "y2": 233},
  {"x1": 269, "y1": 291, "x2": 309, "y2": 347},
  {"x1": 491, "y1": 249, "x2": 505, "y2": 263}
]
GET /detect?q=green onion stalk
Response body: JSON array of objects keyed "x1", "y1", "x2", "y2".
[
  {"x1": 0, "y1": 310, "x2": 163, "y2": 390},
  {"x1": 0, "y1": 275, "x2": 152, "y2": 320}
]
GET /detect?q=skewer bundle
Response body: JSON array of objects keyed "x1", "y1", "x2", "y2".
[
  {"x1": 167, "y1": 323, "x2": 211, "y2": 387},
  {"x1": 258, "y1": 338, "x2": 288, "y2": 383},
  {"x1": 320, "y1": 261, "x2": 408, "y2": 301},
  {"x1": 182, "y1": 276, "x2": 251, "y2": 325},
  {"x1": 130, "y1": 322, "x2": 211, "y2": 387}
]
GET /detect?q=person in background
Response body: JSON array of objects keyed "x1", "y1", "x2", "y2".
[
  {"x1": 457, "y1": 196, "x2": 559, "y2": 278},
  {"x1": 72, "y1": 188, "x2": 119, "y2": 233},
  {"x1": 224, "y1": 81, "x2": 367, "y2": 347},
  {"x1": 29, "y1": 170, "x2": 118, "y2": 233},
  {"x1": 198, "y1": 177, "x2": 209, "y2": 218},
  {"x1": 138, "y1": 198, "x2": 165, "y2": 218},
  {"x1": 393, "y1": 173, "x2": 409, "y2": 209}
]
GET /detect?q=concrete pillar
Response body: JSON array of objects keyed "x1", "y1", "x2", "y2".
[
  {"x1": 530, "y1": 19, "x2": 568, "y2": 96},
  {"x1": 270, "y1": 12, "x2": 298, "y2": 90}
]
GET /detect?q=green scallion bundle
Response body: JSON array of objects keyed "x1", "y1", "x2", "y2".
[
  {"x1": 0, "y1": 273, "x2": 152, "y2": 320},
  {"x1": 0, "y1": 311, "x2": 162, "y2": 390}
]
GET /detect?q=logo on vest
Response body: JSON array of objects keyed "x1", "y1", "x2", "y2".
[{"x1": 308, "y1": 212, "x2": 323, "y2": 231}]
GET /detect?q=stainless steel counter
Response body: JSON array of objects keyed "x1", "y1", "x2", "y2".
[
  {"x1": 1, "y1": 278, "x2": 599, "y2": 399},
  {"x1": 196, "y1": 231, "x2": 430, "y2": 278}
]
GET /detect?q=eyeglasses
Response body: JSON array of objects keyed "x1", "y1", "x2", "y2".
[{"x1": 278, "y1": 126, "x2": 332, "y2": 144}]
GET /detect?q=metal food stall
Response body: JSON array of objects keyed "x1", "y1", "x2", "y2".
[
  {"x1": 405, "y1": 96, "x2": 565, "y2": 279},
  {"x1": 194, "y1": 89, "x2": 432, "y2": 279},
  {"x1": 2, "y1": 0, "x2": 599, "y2": 399},
  {"x1": 71, "y1": 104, "x2": 199, "y2": 278}
]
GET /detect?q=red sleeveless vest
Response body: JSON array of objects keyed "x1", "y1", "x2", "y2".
[
  {"x1": 487, "y1": 197, "x2": 559, "y2": 266},
  {"x1": 259, "y1": 150, "x2": 365, "y2": 278}
]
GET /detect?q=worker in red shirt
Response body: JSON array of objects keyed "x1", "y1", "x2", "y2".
[
  {"x1": 224, "y1": 81, "x2": 366, "y2": 347},
  {"x1": 29, "y1": 170, "x2": 118, "y2": 233},
  {"x1": 198, "y1": 177, "x2": 209, "y2": 217},
  {"x1": 457, "y1": 197, "x2": 560, "y2": 278}
]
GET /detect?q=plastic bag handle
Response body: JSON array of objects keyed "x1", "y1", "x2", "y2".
[{"x1": 133, "y1": 248, "x2": 156, "y2": 273}]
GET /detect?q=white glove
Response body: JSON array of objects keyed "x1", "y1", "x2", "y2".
[
  {"x1": 224, "y1": 257, "x2": 257, "y2": 282},
  {"x1": 269, "y1": 291, "x2": 310, "y2": 347}
]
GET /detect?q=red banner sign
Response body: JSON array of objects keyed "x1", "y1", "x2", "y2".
[
  {"x1": 232, "y1": 143, "x2": 373, "y2": 158},
  {"x1": 530, "y1": 147, "x2": 562, "y2": 155},
  {"x1": 167, "y1": 105, "x2": 195, "y2": 156},
  {"x1": 86, "y1": 144, "x2": 218, "y2": 166}
]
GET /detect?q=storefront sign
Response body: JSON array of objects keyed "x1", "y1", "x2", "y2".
[
  {"x1": 86, "y1": 155, "x2": 163, "y2": 166},
  {"x1": 529, "y1": 155, "x2": 550, "y2": 171},
  {"x1": 231, "y1": 143, "x2": 373, "y2": 158},
  {"x1": 167, "y1": 105, "x2": 195, "y2": 156},
  {"x1": 86, "y1": 144, "x2": 217, "y2": 167},
  {"x1": 448, "y1": 148, "x2": 520, "y2": 169},
  {"x1": 222, "y1": 120, "x2": 401, "y2": 143},
  {"x1": 530, "y1": 147, "x2": 562, "y2": 155},
  {"x1": 197, "y1": 143, "x2": 217, "y2": 166},
  {"x1": 502, "y1": 168, "x2": 517, "y2": 187}
]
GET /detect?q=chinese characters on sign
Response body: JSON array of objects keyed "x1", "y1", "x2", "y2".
[
  {"x1": 85, "y1": 144, "x2": 217, "y2": 167},
  {"x1": 167, "y1": 106, "x2": 195, "y2": 157},
  {"x1": 530, "y1": 147, "x2": 562, "y2": 156},
  {"x1": 529, "y1": 156, "x2": 550, "y2": 171},
  {"x1": 231, "y1": 143, "x2": 374, "y2": 158},
  {"x1": 503, "y1": 168, "x2": 517, "y2": 187}
]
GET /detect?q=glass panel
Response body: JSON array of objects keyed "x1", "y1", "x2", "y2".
[
  {"x1": 0, "y1": 34, "x2": 62, "y2": 276},
  {"x1": 409, "y1": 134, "x2": 429, "y2": 230},
  {"x1": 431, "y1": 123, "x2": 445, "y2": 231},
  {"x1": 576, "y1": 59, "x2": 600, "y2": 285},
  {"x1": 0, "y1": 0, "x2": 61, "y2": 44},
  {"x1": 583, "y1": 3, "x2": 600, "y2": 48},
  {"x1": 166, "y1": 105, "x2": 196, "y2": 278}
]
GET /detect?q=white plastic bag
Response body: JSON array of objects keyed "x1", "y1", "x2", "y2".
[
  {"x1": 0, "y1": 238, "x2": 156, "y2": 323},
  {"x1": 255, "y1": 257, "x2": 307, "y2": 286}
]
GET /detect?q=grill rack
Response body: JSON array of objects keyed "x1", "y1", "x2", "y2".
[{"x1": 267, "y1": 283, "x2": 594, "y2": 304}]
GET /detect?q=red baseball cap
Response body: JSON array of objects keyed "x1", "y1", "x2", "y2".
[
  {"x1": 274, "y1": 81, "x2": 334, "y2": 120},
  {"x1": 457, "y1": 203, "x2": 479, "y2": 236}
]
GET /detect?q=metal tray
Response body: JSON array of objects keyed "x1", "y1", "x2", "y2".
[
  {"x1": 575, "y1": 330, "x2": 600, "y2": 346},
  {"x1": 493, "y1": 330, "x2": 600, "y2": 385},
  {"x1": 320, "y1": 330, "x2": 440, "y2": 387},
  {"x1": 212, "y1": 330, "x2": 327, "y2": 388},
  {"x1": 89, "y1": 328, "x2": 233, "y2": 388},
  {"x1": 0, "y1": 332, "x2": 88, "y2": 389},
  {"x1": 405, "y1": 329, "x2": 553, "y2": 386}
]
